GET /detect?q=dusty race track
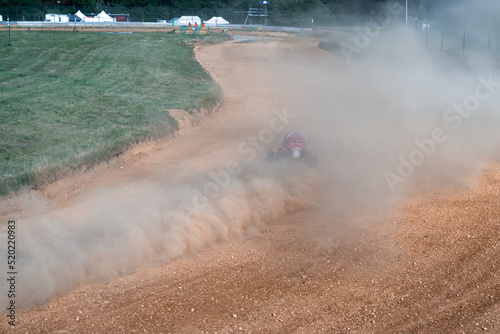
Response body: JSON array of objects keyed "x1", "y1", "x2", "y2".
[{"x1": 1, "y1": 33, "x2": 499, "y2": 333}]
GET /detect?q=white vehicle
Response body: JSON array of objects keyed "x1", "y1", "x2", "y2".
[{"x1": 45, "y1": 14, "x2": 69, "y2": 23}]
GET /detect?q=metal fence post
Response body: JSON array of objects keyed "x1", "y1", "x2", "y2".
[
  {"x1": 6, "y1": 17, "x2": 13, "y2": 46},
  {"x1": 424, "y1": 26, "x2": 428, "y2": 49},
  {"x1": 441, "y1": 30, "x2": 444, "y2": 51},
  {"x1": 463, "y1": 27, "x2": 466, "y2": 54},
  {"x1": 488, "y1": 28, "x2": 491, "y2": 53}
]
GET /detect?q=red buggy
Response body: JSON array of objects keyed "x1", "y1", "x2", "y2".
[{"x1": 267, "y1": 131, "x2": 318, "y2": 167}]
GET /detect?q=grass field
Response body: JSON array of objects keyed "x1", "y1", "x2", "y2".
[{"x1": 0, "y1": 30, "x2": 225, "y2": 195}]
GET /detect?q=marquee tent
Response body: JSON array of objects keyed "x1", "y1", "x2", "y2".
[
  {"x1": 75, "y1": 10, "x2": 87, "y2": 21},
  {"x1": 174, "y1": 16, "x2": 201, "y2": 26},
  {"x1": 205, "y1": 16, "x2": 229, "y2": 26},
  {"x1": 85, "y1": 11, "x2": 115, "y2": 22}
]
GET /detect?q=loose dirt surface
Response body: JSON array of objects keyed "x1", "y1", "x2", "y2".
[{"x1": 1, "y1": 34, "x2": 499, "y2": 333}]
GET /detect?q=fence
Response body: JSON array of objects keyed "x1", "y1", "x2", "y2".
[
  {"x1": 421, "y1": 26, "x2": 500, "y2": 55},
  {"x1": 0, "y1": 6, "x2": 371, "y2": 28}
]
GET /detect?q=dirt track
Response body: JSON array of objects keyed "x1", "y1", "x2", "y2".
[{"x1": 1, "y1": 34, "x2": 499, "y2": 333}]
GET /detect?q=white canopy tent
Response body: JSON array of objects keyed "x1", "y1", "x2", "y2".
[
  {"x1": 205, "y1": 16, "x2": 229, "y2": 26},
  {"x1": 74, "y1": 10, "x2": 87, "y2": 21},
  {"x1": 174, "y1": 16, "x2": 201, "y2": 26},
  {"x1": 97, "y1": 11, "x2": 114, "y2": 22},
  {"x1": 85, "y1": 11, "x2": 115, "y2": 22},
  {"x1": 0, "y1": 15, "x2": 3, "y2": 22}
]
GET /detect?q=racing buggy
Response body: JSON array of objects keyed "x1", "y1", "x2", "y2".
[{"x1": 267, "y1": 131, "x2": 318, "y2": 167}]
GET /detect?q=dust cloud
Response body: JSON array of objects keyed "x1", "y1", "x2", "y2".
[
  {"x1": 262, "y1": 4, "x2": 500, "y2": 218},
  {"x1": 0, "y1": 163, "x2": 319, "y2": 310},
  {"x1": 439, "y1": 0, "x2": 500, "y2": 27}
]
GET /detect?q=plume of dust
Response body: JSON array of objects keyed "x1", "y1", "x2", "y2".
[
  {"x1": 262, "y1": 28, "x2": 500, "y2": 224},
  {"x1": 0, "y1": 162, "x2": 319, "y2": 311}
]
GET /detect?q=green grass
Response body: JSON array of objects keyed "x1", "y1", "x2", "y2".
[{"x1": 0, "y1": 30, "x2": 226, "y2": 195}]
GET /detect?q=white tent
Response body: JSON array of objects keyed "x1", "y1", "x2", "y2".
[
  {"x1": 75, "y1": 10, "x2": 87, "y2": 21},
  {"x1": 174, "y1": 16, "x2": 201, "y2": 26},
  {"x1": 97, "y1": 11, "x2": 115, "y2": 22},
  {"x1": 205, "y1": 16, "x2": 229, "y2": 26},
  {"x1": 0, "y1": 15, "x2": 3, "y2": 22},
  {"x1": 85, "y1": 11, "x2": 115, "y2": 22}
]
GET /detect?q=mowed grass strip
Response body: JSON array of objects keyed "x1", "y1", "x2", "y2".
[{"x1": 0, "y1": 30, "x2": 223, "y2": 195}]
